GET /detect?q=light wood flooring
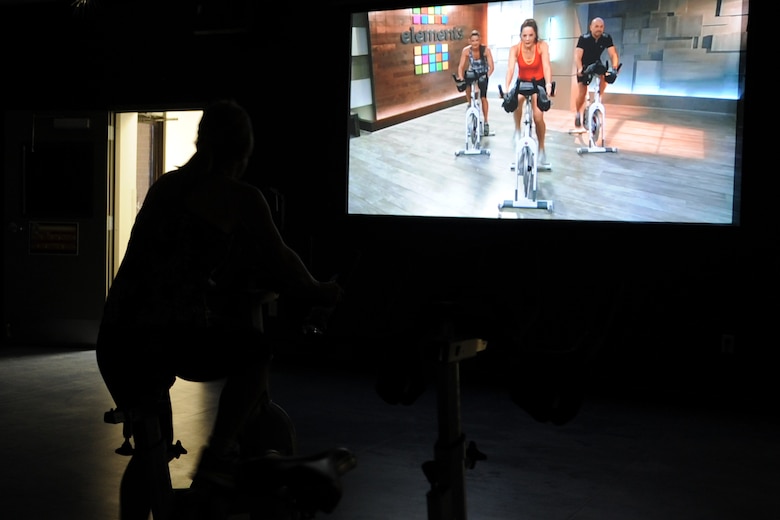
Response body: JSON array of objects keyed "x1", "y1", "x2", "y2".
[{"x1": 348, "y1": 96, "x2": 738, "y2": 223}]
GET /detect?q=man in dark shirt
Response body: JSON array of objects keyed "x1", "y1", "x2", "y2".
[{"x1": 573, "y1": 17, "x2": 620, "y2": 127}]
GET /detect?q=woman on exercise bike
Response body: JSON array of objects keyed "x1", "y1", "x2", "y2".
[
  {"x1": 455, "y1": 29, "x2": 495, "y2": 136},
  {"x1": 96, "y1": 99, "x2": 343, "y2": 519},
  {"x1": 504, "y1": 18, "x2": 553, "y2": 169}
]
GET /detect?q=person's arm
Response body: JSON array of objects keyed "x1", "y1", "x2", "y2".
[
  {"x1": 505, "y1": 44, "x2": 518, "y2": 93},
  {"x1": 608, "y1": 44, "x2": 620, "y2": 72},
  {"x1": 486, "y1": 47, "x2": 495, "y2": 77},
  {"x1": 457, "y1": 46, "x2": 468, "y2": 80},
  {"x1": 239, "y1": 184, "x2": 341, "y2": 304},
  {"x1": 574, "y1": 46, "x2": 584, "y2": 76},
  {"x1": 540, "y1": 41, "x2": 553, "y2": 95}
]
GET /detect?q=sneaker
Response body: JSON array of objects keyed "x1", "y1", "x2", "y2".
[
  {"x1": 538, "y1": 150, "x2": 551, "y2": 169},
  {"x1": 574, "y1": 113, "x2": 581, "y2": 128},
  {"x1": 483, "y1": 122, "x2": 490, "y2": 136}
]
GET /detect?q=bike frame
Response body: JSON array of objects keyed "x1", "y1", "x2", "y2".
[
  {"x1": 571, "y1": 67, "x2": 619, "y2": 154},
  {"x1": 499, "y1": 81, "x2": 553, "y2": 212},
  {"x1": 455, "y1": 75, "x2": 490, "y2": 157},
  {"x1": 102, "y1": 292, "x2": 355, "y2": 520}
]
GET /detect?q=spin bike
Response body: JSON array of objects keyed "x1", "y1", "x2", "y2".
[
  {"x1": 569, "y1": 61, "x2": 622, "y2": 154},
  {"x1": 102, "y1": 289, "x2": 357, "y2": 520},
  {"x1": 497, "y1": 79, "x2": 555, "y2": 212},
  {"x1": 453, "y1": 72, "x2": 492, "y2": 157},
  {"x1": 375, "y1": 300, "x2": 489, "y2": 520}
]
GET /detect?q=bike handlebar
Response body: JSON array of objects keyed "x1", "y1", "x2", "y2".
[
  {"x1": 453, "y1": 72, "x2": 487, "y2": 93},
  {"x1": 498, "y1": 79, "x2": 555, "y2": 113},
  {"x1": 579, "y1": 61, "x2": 622, "y2": 85}
]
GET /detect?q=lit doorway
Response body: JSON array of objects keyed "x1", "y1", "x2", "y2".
[{"x1": 111, "y1": 110, "x2": 202, "y2": 278}]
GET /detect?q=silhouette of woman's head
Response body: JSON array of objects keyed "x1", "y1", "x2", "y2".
[{"x1": 196, "y1": 100, "x2": 254, "y2": 177}]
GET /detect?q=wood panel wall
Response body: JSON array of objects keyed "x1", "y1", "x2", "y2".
[{"x1": 369, "y1": 5, "x2": 487, "y2": 125}]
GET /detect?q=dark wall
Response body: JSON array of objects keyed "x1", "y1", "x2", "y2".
[{"x1": 2, "y1": 0, "x2": 776, "y2": 399}]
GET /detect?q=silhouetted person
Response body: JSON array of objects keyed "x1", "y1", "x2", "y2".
[{"x1": 96, "y1": 99, "x2": 342, "y2": 519}]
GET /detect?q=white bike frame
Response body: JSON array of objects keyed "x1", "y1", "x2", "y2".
[
  {"x1": 571, "y1": 69, "x2": 618, "y2": 154},
  {"x1": 456, "y1": 75, "x2": 491, "y2": 157},
  {"x1": 499, "y1": 82, "x2": 553, "y2": 212}
]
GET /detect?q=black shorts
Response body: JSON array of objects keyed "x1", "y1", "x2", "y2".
[{"x1": 477, "y1": 76, "x2": 488, "y2": 98}]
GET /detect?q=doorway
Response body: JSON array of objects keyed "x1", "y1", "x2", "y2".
[{"x1": 111, "y1": 110, "x2": 202, "y2": 278}]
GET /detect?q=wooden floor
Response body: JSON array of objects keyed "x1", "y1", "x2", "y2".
[
  {"x1": 1, "y1": 345, "x2": 778, "y2": 520},
  {"x1": 348, "y1": 96, "x2": 738, "y2": 223}
]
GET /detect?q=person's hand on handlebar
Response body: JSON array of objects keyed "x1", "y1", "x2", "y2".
[
  {"x1": 453, "y1": 74, "x2": 467, "y2": 92},
  {"x1": 604, "y1": 63, "x2": 621, "y2": 84}
]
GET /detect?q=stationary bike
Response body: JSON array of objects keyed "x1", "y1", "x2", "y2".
[
  {"x1": 453, "y1": 72, "x2": 492, "y2": 157},
  {"x1": 569, "y1": 61, "x2": 622, "y2": 154},
  {"x1": 497, "y1": 79, "x2": 555, "y2": 212},
  {"x1": 102, "y1": 289, "x2": 356, "y2": 520},
  {"x1": 375, "y1": 300, "x2": 490, "y2": 520}
]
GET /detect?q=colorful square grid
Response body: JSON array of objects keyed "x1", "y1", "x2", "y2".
[
  {"x1": 414, "y1": 43, "x2": 449, "y2": 75},
  {"x1": 412, "y1": 6, "x2": 448, "y2": 25},
  {"x1": 411, "y1": 7, "x2": 449, "y2": 75}
]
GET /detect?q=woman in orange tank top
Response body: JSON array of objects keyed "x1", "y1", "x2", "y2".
[{"x1": 504, "y1": 19, "x2": 553, "y2": 168}]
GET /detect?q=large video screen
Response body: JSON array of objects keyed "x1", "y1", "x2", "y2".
[{"x1": 347, "y1": 1, "x2": 747, "y2": 224}]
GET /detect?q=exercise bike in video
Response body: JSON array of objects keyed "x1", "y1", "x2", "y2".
[
  {"x1": 453, "y1": 72, "x2": 493, "y2": 157},
  {"x1": 497, "y1": 79, "x2": 555, "y2": 213},
  {"x1": 569, "y1": 61, "x2": 622, "y2": 154}
]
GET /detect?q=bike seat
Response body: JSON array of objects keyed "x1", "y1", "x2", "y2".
[
  {"x1": 516, "y1": 81, "x2": 537, "y2": 97},
  {"x1": 238, "y1": 447, "x2": 357, "y2": 514}
]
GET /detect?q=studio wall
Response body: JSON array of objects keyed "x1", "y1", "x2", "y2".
[{"x1": 358, "y1": 4, "x2": 488, "y2": 129}]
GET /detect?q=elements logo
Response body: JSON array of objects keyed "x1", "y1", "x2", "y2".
[{"x1": 400, "y1": 7, "x2": 463, "y2": 75}]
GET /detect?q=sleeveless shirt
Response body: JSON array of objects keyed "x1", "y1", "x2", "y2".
[
  {"x1": 517, "y1": 43, "x2": 544, "y2": 82},
  {"x1": 468, "y1": 46, "x2": 488, "y2": 76}
]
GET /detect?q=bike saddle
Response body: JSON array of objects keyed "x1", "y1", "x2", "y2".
[
  {"x1": 515, "y1": 80, "x2": 536, "y2": 96},
  {"x1": 238, "y1": 447, "x2": 357, "y2": 514}
]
